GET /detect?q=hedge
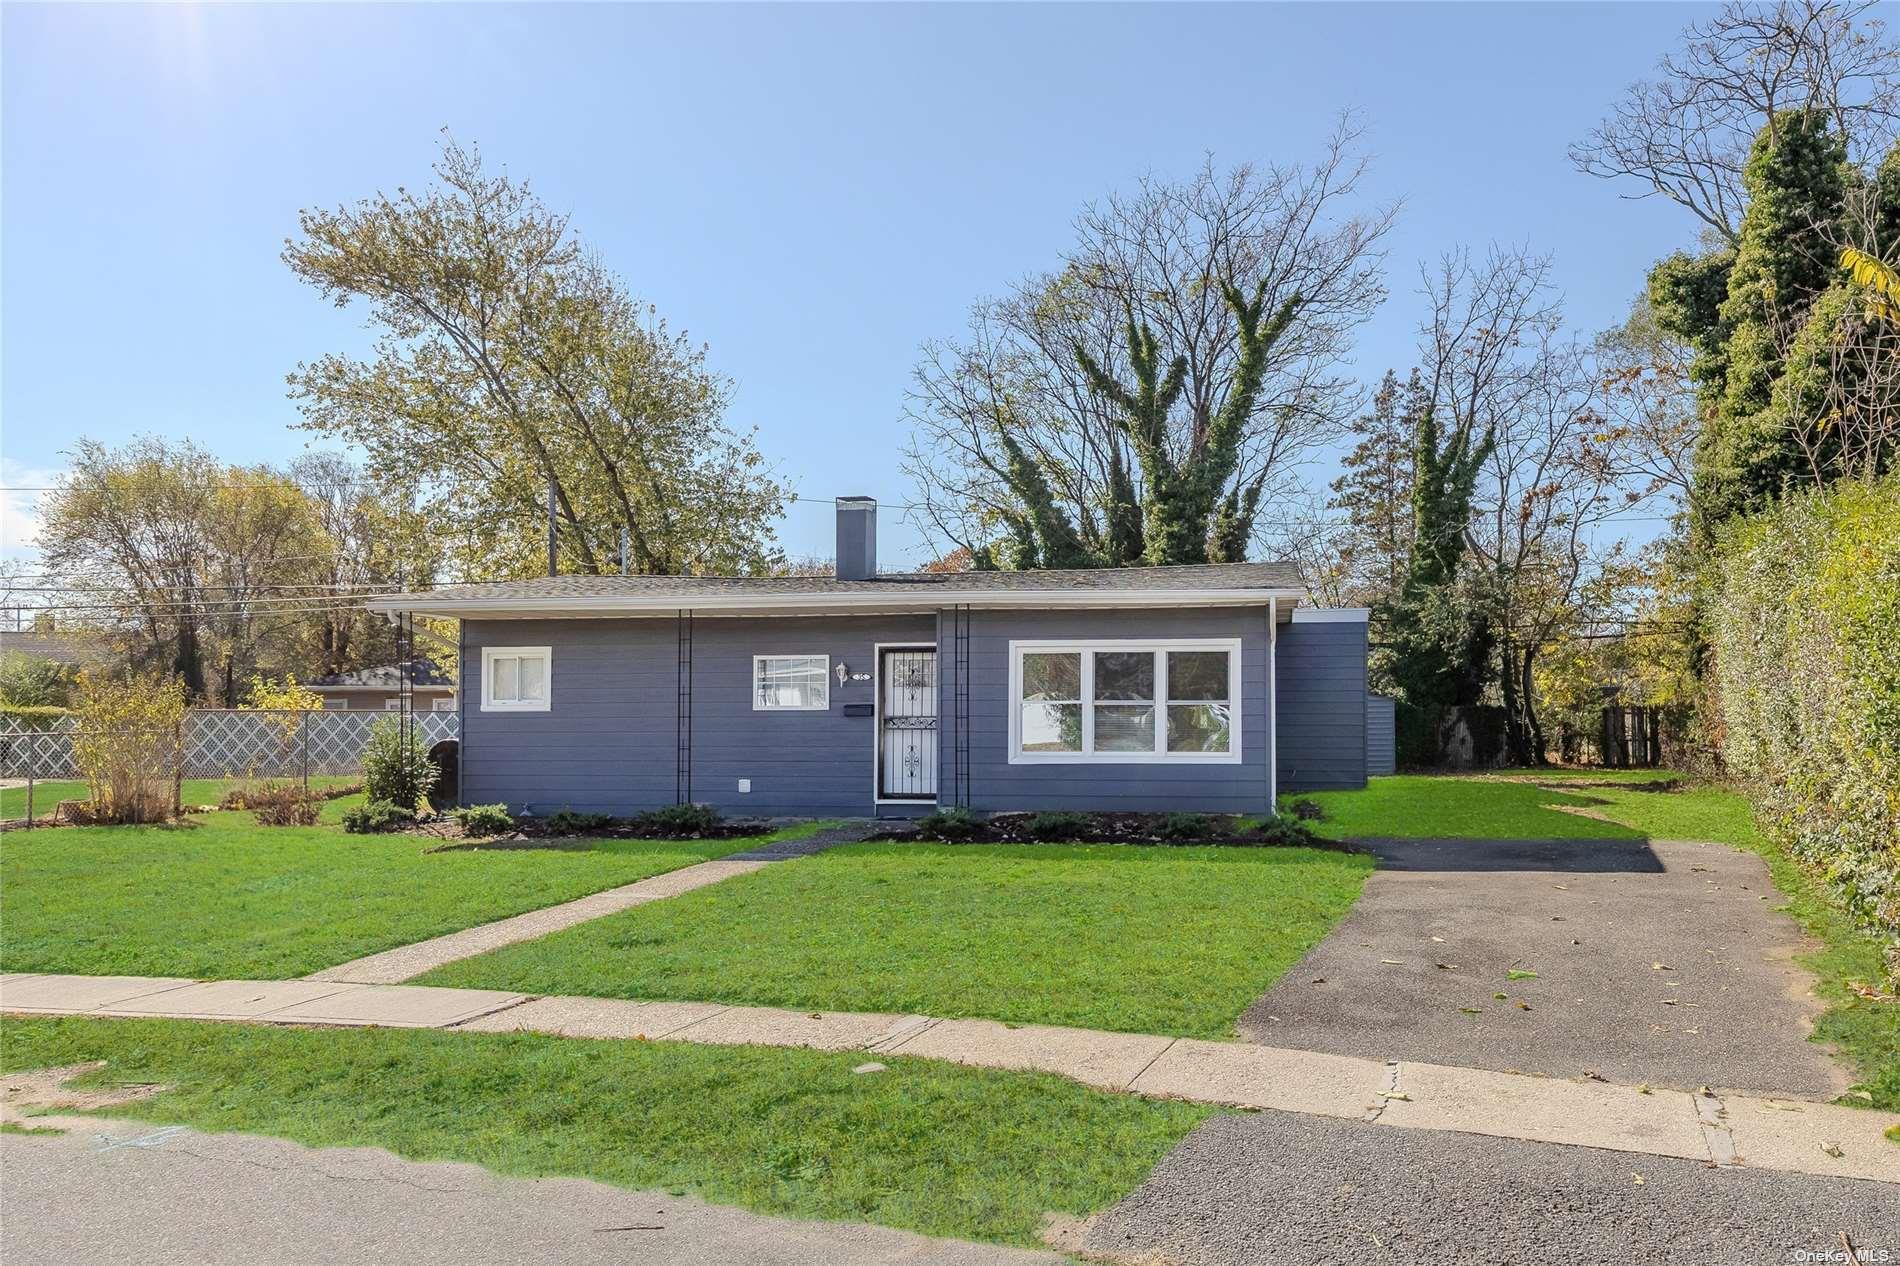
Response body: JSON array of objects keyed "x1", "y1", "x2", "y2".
[{"x1": 1712, "y1": 476, "x2": 1900, "y2": 976}]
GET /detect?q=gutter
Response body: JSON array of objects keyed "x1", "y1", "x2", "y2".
[{"x1": 366, "y1": 587, "x2": 1311, "y2": 620}]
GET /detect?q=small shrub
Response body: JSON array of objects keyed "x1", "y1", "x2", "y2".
[
  {"x1": 341, "y1": 799, "x2": 416, "y2": 834},
  {"x1": 362, "y1": 716, "x2": 439, "y2": 809},
  {"x1": 454, "y1": 803, "x2": 515, "y2": 837},
  {"x1": 1283, "y1": 798, "x2": 1326, "y2": 822},
  {"x1": 1024, "y1": 810, "x2": 1094, "y2": 842},
  {"x1": 544, "y1": 808, "x2": 614, "y2": 834},
  {"x1": 246, "y1": 781, "x2": 323, "y2": 827},
  {"x1": 1155, "y1": 812, "x2": 1227, "y2": 842},
  {"x1": 916, "y1": 807, "x2": 980, "y2": 840},
  {"x1": 70, "y1": 671, "x2": 185, "y2": 824},
  {"x1": 635, "y1": 803, "x2": 722, "y2": 836},
  {"x1": 1250, "y1": 810, "x2": 1318, "y2": 847}
]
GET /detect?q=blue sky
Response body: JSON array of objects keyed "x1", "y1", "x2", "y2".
[{"x1": 2, "y1": 2, "x2": 1706, "y2": 568}]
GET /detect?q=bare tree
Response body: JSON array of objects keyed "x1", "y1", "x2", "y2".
[
  {"x1": 904, "y1": 121, "x2": 1395, "y2": 565},
  {"x1": 1584, "y1": 296, "x2": 1701, "y2": 510},
  {"x1": 1573, "y1": 0, "x2": 1900, "y2": 243}
]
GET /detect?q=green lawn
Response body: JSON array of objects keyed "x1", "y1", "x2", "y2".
[
  {"x1": 423, "y1": 842, "x2": 1373, "y2": 1039},
  {"x1": 1294, "y1": 775, "x2": 1646, "y2": 840},
  {"x1": 0, "y1": 1016, "x2": 1213, "y2": 1248},
  {"x1": 0, "y1": 803, "x2": 821, "y2": 979},
  {"x1": 1, "y1": 775, "x2": 361, "y2": 821}
]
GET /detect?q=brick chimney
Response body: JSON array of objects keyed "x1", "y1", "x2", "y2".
[{"x1": 835, "y1": 497, "x2": 877, "y2": 580}]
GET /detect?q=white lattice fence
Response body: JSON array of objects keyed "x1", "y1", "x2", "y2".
[{"x1": 0, "y1": 710, "x2": 458, "y2": 781}]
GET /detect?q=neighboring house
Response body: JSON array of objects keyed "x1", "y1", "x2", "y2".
[
  {"x1": 370, "y1": 498, "x2": 1371, "y2": 818},
  {"x1": 305, "y1": 663, "x2": 458, "y2": 712},
  {"x1": 0, "y1": 629, "x2": 116, "y2": 671}
]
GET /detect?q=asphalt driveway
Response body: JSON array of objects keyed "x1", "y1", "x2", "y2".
[
  {"x1": 1068, "y1": 1110, "x2": 1898, "y2": 1266},
  {"x1": 1240, "y1": 836, "x2": 1847, "y2": 1097}
]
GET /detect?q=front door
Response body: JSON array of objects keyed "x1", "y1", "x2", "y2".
[{"x1": 878, "y1": 647, "x2": 938, "y2": 800}]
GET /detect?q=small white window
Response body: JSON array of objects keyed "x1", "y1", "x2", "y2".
[
  {"x1": 433, "y1": 697, "x2": 459, "y2": 712},
  {"x1": 482, "y1": 646, "x2": 552, "y2": 712},
  {"x1": 753, "y1": 654, "x2": 830, "y2": 711},
  {"x1": 384, "y1": 698, "x2": 404, "y2": 711}
]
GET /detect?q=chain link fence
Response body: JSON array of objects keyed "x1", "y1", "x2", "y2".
[{"x1": 0, "y1": 709, "x2": 460, "y2": 825}]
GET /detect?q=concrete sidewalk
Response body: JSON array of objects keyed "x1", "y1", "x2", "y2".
[
  {"x1": 305, "y1": 859, "x2": 770, "y2": 985},
  {"x1": 5, "y1": 972, "x2": 1895, "y2": 1185}
]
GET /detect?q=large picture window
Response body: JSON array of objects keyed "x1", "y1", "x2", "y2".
[
  {"x1": 753, "y1": 654, "x2": 830, "y2": 711},
  {"x1": 481, "y1": 646, "x2": 551, "y2": 712},
  {"x1": 1009, "y1": 640, "x2": 1240, "y2": 763}
]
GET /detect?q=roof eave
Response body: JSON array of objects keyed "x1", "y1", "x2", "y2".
[{"x1": 367, "y1": 587, "x2": 1308, "y2": 620}]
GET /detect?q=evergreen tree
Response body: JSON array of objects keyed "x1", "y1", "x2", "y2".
[
  {"x1": 1328, "y1": 369, "x2": 1422, "y2": 606},
  {"x1": 1679, "y1": 110, "x2": 1850, "y2": 532}
]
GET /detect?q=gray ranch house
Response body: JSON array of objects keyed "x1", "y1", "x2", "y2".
[{"x1": 371, "y1": 499, "x2": 1372, "y2": 818}]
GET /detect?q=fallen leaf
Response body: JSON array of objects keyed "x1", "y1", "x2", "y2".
[
  {"x1": 1515, "y1": 1000, "x2": 1532, "y2": 1010},
  {"x1": 1507, "y1": 969, "x2": 1539, "y2": 981},
  {"x1": 1652, "y1": 962, "x2": 1671, "y2": 971},
  {"x1": 1632, "y1": 1173, "x2": 1646, "y2": 1185},
  {"x1": 1636, "y1": 1083, "x2": 1652, "y2": 1094},
  {"x1": 1821, "y1": 1140, "x2": 1844, "y2": 1158},
  {"x1": 1377, "y1": 1091, "x2": 1412, "y2": 1101},
  {"x1": 1434, "y1": 962, "x2": 1458, "y2": 971},
  {"x1": 1494, "y1": 992, "x2": 1508, "y2": 1000},
  {"x1": 1380, "y1": 959, "x2": 1404, "y2": 966},
  {"x1": 1430, "y1": 936, "x2": 1446, "y2": 944},
  {"x1": 1460, "y1": 1007, "x2": 1483, "y2": 1015}
]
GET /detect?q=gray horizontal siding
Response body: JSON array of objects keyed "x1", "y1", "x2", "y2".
[
  {"x1": 1366, "y1": 694, "x2": 1397, "y2": 776},
  {"x1": 1276, "y1": 618, "x2": 1369, "y2": 792},
  {"x1": 940, "y1": 607, "x2": 1275, "y2": 814},
  {"x1": 461, "y1": 615, "x2": 931, "y2": 817},
  {"x1": 463, "y1": 600, "x2": 1367, "y2": 817}
]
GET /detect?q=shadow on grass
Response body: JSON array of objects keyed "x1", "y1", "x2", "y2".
[{"x1": 1350, "y1": 835, "x2": 1666, "y2": 873}]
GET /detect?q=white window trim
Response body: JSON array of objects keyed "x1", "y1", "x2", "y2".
[
  {"x1": 752, "y1": 653, "x2": 831, "y2": 712},
  {"x1": 480, "y1": 645, "x2": 552, "y2": 713},
  {"x1": 1007, "y1": 638, "x2": 1242, "y2": 765}
]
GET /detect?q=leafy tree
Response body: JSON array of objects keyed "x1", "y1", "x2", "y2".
[
  {"x1": 38, "y1": 438, "x2": 327, "y2": 702},
  {"x1": 0, "y1": 653, "x2": 77, "y2": 709},
  {"x1": 284, "y1": 138, "x2": 788, "y2": 580},
  {"x1": 905, "y1": 134, "x2": 1393, "y2": 568}
]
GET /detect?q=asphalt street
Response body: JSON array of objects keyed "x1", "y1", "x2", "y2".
[
  {"x1": 0, "y1": 1123, "x2": 1062, "y2": 1266},
  {"x1": 1073, "y1": 1109, "x2": 1900, "y2": 1266}
]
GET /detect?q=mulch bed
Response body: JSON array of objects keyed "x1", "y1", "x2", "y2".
[
  {"x1": 868, "y1": 811, "x2": 1361, "y2": 853},
  {"x1": 421, "y1": 816, "x2": 779, "y2": 852}
]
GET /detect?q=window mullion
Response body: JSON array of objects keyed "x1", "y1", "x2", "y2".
[
  {"x1": 1154, "y1": 649, "x2": 1167, "y2": 756},
  {"x1": 1080, "y1": 651, "x2": 1095, "y2": 756}
]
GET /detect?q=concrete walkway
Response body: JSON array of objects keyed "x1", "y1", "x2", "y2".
[
  {"x1": 307, "y1": 821, "x2": 887, "y2": 985},
  {"x1": 306, "y1": 859, "x2": 771, "y2": 985},
  {"x1": 5, "y1": 972, "x2": 1895, "y2": 1185}
]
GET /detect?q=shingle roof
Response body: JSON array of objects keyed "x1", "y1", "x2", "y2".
[{"x1": 371, "y1": 561, "x2": 1304, "y2": 615}]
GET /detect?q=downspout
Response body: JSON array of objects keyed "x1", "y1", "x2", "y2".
[{"x1": 1269, "y1": 599, "x2": 1279, "y2": 807}]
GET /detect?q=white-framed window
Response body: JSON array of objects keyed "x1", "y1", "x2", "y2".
[
  {"x1": 481, "y1": 646, "x2": 552, "y2": 712},
  {"x1": 384, "y1": 698, "x2": 404, "y2": 711},
  {"x1": 753, "y1": 654, "x2": 830, "y2": 711},
  {"x1": 1008, "y1": 639, "x2": 1240, "y2": 763},
  {"x1": 433, "y1": 696, "x2": 459, "y2": 712}
]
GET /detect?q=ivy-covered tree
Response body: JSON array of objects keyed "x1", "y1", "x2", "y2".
[
  {"x1": 905, "y1": 139, "x2": 1393, "y2": 570},
  {"x1": 1382, "y1": 403, "x2": 1495, "y2": 717},
  {"x1": 1073, "y1": 285, "x2": 1301, "y2": 565}
]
